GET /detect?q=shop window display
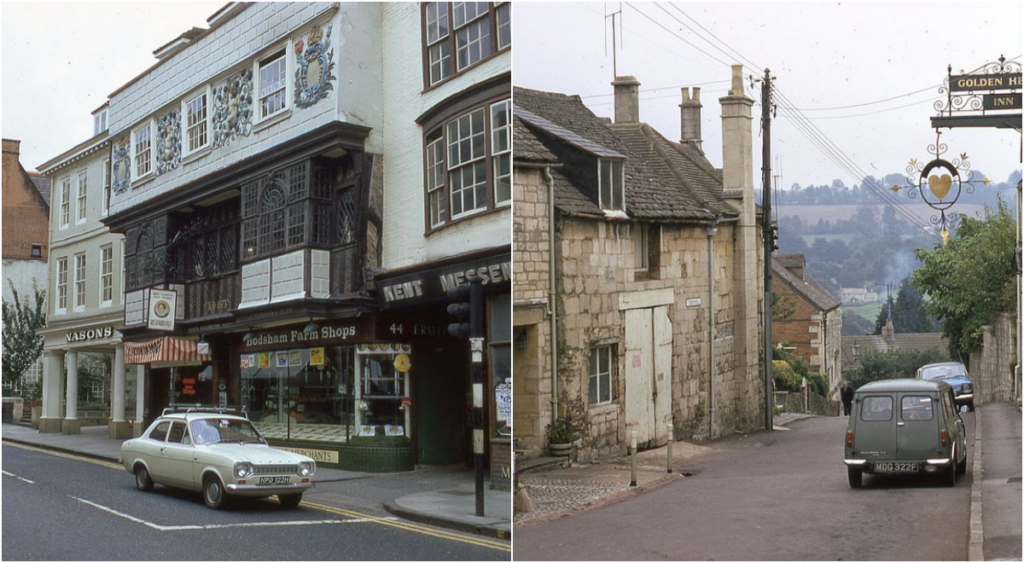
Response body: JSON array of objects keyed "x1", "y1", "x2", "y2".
[{"x1": 239, "y1": 343, "x2": 411, "y2": 443}]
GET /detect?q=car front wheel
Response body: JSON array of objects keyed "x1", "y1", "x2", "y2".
[
  {"x1": 203, "y1": 476, "x2": 225, "y2": 509},
  {"x1": 279, "y1": 493, "x2": 303, "y2": 509},
  {"x1": 847, "y1": 467, "x2": 863, "y2": 489},
  {"x1": 134, "y1": 465, "x2": 154, "y2": 491}
]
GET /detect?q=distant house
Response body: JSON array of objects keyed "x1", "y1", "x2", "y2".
[
  {"x1": 843, "y1": 318, "x2": 948, "y2": 376},
  {"x1": 513, "y1": 67, "x2": 766, "y2": 460},
  {"x1": 839, "y1": 287, "x2": 878, "y2": 304},
  {"x1": 1, "y1": 139, "x2": 51, "y2": 395},
  {"x1": 772, "y1": 254, "x2": 842, "y2": 399}
]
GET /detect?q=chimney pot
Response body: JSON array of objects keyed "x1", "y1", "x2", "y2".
[
  {"x1": 680, "y1": 86, "x2": 703, "y2": 151},
  {"x1": 729, "y1": 64, "x2": 745, "y2": 96}
]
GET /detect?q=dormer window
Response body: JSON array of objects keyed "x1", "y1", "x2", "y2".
[
  {"x1": 599, "y1": 158, "x2": 624, "y2": 211},
  {"x1": 93, "y1": 109, "x2": 108, "y2": 136}
]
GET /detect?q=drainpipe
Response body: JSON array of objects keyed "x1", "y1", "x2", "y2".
[
  {"x1": 706, "y1": 217, "x2": 720, "y2": 438},
  {"x1": 546, "y1": 166, "x2": 559, "y2": 421}
]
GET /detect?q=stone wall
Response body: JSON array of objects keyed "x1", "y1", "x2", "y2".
[
  {"x1": 969, "y1": 311, "x2": 1020, "y2": 404},
  {"x1": 555, "y1": 216, "x2": 762, "y2": 459},
  {"x1": 774, "y1": 390, "x2": 836, "y2": 417},
  {"x1": 512, "y1": 167, "x2": 553, "y2": 455}
]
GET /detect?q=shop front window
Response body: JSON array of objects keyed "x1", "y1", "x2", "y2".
[
  {"x1": 241, "y1": 346, "x2": 356, "y2": 443},
  {"x1": 171, "y1": 365, "x2": 215, "y2": 406},
  {"x1": 355, "y1": 344, "x2": 412, "y2": 439},
  {"x1": 489, "y1": 294, "x2": 511, "y2": 437}
]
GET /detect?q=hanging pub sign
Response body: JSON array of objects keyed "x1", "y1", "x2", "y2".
[
  {"x1": 148, "y1": 289, "x2": 177, "y2": 331},
  {"x1": 934, "y1": 56, "x2": 1022, "y2": 129}
]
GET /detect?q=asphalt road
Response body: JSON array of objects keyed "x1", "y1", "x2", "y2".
[
  {"x1": 515, "y1": 413, "x2": 975, "y2": 561},
  {"x1": 1, "y1": 443, "x2": 509, "y2": 561}
]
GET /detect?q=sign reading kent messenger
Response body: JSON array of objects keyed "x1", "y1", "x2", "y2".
[
  {"x1": 148, "y1": 289, "x2": 177, "y2": 331},
  {"x1": 376, "y1": 252, "x2": 511, "y2": 309}
]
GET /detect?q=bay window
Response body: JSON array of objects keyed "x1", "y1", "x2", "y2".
[{"x1": 422, "y1": 2, "x2": 510, "y2": 88}]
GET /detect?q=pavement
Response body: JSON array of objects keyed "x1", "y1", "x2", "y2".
[
  {"x1": 1, "y1": 422, "x2": 511, "y2": 540},
  {"x1": 515, "y1": 408, "x2": 1021, "y2": 561}
]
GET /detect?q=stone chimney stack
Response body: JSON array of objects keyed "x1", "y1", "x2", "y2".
[
  {"x1": 612, "y1": 76, "x2": 641, "y2": 124},
  {"x1": 882, "y1": 317, "x2": 896, "y2": 342},
  {"x1": 720, "y1": 64, "x2": 754, "y2": 195},
  {"x1": 680, "y1": 87, "x2": 702, "y2": 152}
]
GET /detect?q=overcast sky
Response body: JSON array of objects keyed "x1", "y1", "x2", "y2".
[
  {"x1": 2, "y1": 2, "x2": 224, "y2": 171},
  {"x1": 514, "y1": 2, "x2": 1022, "y2": 189}
]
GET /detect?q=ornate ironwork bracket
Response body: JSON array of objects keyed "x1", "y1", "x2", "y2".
[{"x1": 890, "y1": 130, "x2": 989, "y2": 245}]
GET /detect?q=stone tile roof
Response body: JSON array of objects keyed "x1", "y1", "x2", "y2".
[
  {"x1": 842, "y1": 332, "x2": 949, "y2": 372},
  {"x1": 512, "y1": 116, "x2": 558, "y2": 164},
  {"x1": 513, "y1": 86, "x2": 719, "y2": 223},
  {"x1": 28, "y1": 173, "x2": 51, "y2": 207},
  {"x1": 773, "y1": 253, "x2": 841, "y2": 312}
]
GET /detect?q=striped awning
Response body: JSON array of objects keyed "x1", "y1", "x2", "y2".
[{"x1": 124, "y1": 336, "x2": 212, "y2": 365}]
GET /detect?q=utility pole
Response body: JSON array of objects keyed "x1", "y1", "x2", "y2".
[{"x1": 761, "y1": 68, "x2": 775, "y2": 431}]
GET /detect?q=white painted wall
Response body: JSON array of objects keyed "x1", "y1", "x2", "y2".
[
  {"x1": 379, "y1": 4, "x2": 511, "y2": 270},
  {"x1": 108, "y1": 2, "x2": 384, "y2": 215}
]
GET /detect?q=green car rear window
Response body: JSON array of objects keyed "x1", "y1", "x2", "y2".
[
  {"x1": 901, "y1": 396, "x2": 934, "y2": 421},
  {"x1": 860, "y1": 396, "x2": 893, "y2": 421}
]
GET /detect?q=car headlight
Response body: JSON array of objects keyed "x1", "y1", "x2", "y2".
[
  {"x1": 234, "y1": 462, "x2": 254, "y2": 478},
  {"x1": 298, "y1": 462, "x2": 315, "y2": 477},
  {"x1": 962, "y1": 383, "x2": 972, "y2": 393}
]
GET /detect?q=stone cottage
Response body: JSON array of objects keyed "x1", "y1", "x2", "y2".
[{"x1": 513, "y1": 66, "x2": 766, "y2": 460}]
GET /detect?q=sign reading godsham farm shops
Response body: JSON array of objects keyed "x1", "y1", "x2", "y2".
[{"x1": 377, "y1": 252, "x2": 511, "y2": 308}]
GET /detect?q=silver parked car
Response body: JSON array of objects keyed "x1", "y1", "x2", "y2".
[{"x1": 121, "y1": 408, "x2": 316, "y2": 509}]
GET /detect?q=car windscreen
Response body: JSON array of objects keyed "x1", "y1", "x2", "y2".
[
  {"x1": 919, "y1": 365, "x2": 966, "y2": 380},
  {"x1": 190, "y1": 418, "x2": 266, "y2": 445}
]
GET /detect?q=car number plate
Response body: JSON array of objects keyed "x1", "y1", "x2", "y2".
[
  {"x1": 257, "y1": 476, "x2": 291, "y2": 485},
  {"x1": 874, "y1": 462, "x2": 918, "y2": 473}
]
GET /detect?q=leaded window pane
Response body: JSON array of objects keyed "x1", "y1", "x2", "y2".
[
  {"x1": 313, "y1": 204, "x2": 332, "y2": 245},
  {"x1": 337, "y1": 187, "x2": 357, "y2": 246},
  {"x1": 288, "y1": 163, "x2": 308, "y2": 202},
  {"x1": 287, "y1": 203, "x2": 305, "y2": 247}
]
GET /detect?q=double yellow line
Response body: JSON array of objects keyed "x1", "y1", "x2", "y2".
[
  {"x1": 6, "y1": 441, "x2": 510, "y2": 553},
  {"x1": 304, "y1": 501, "x2": 511, "y2": 553}
]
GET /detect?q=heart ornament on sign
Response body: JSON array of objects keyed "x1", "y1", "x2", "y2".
[{"x1": 928, "y1": 174, "x2": 953, "y2": 200}]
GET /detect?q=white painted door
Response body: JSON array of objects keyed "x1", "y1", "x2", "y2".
[{"x1": 624, "y1": 306, "x2": 672, "y2": 447}]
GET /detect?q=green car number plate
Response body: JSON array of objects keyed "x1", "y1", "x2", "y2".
[
  {"x1": 258, "y1": 476, "x2": 291, "y2": 485},
  {"x1": 874, "y1": 462, "x2": 918, "y2": 473}
]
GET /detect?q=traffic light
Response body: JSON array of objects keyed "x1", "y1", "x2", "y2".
[{"x1": 446, "y1": 279, "x2": 483, "y2": 339}]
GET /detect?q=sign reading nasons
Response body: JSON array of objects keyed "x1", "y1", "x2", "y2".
[{"x1": 148, "y1": 289, "x2": 177, "y2": 331}]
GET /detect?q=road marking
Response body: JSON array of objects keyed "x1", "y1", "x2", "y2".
[
  {"x1": 71, "y1": 496, "x2": 382, "y2": 531},
  {"x1": 304, "y1": 501, "x2": 511, "y2": 552},
  {"x1": 1, "y1": 470, "x2": 36, "y2": 484},
  {"x1": 5, "y1": 441, "x2": 124, "y2": 471}
]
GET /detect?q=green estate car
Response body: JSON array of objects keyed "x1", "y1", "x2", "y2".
[{"x1": 843, "y1": 379, "x2": 967, "y2": 488}]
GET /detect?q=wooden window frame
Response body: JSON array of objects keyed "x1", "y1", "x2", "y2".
[
  {"x1": 588, "y1": 344, "x2": 614, "y2": 406},
  {"x1": 421, "y1": 2, "x2": 510, "y2": 90},
  {"x1": 56, "y1": 257, "x2": 68, "y2": 314},
  {"x1": 421, "y1": 91, "x2": 511, "y2": 234},
  {"x1": 132, "y1": 121, "x2": 154, "y2": 180},
  {"x1": 76, "y1": 169, "x2": 88, "y2": 224},
  {"x1": 74, "y1": 253, "x2": 87, "y2": 311},
  {"x1": 102, "y1": 158, "x2": 111, "y2": 217},
  {"x1": 59, "y1": 176, "x2": 71, "y2": 229},
  {"x1": 183, "y1": 88, "x2": 211, "y2": 156},
  {"x1": 255, "y1": 48, "x2": 289, "y2": 122},
  {"x1": 100, "y1": 244, "x2": 113, "y2": 306},
  {"x1": 598, "y1": 158, "x2": 625, "y2": 212}
]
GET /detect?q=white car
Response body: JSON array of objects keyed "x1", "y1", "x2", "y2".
[{"x1": 121, "y1": 408, "x2": 315, "y2": 509}]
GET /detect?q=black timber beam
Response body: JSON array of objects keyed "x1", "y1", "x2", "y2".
[{"x1": 931, "y1": 115, "x2": 1022, "y2": 129}]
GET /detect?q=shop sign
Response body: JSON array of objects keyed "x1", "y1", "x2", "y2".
[
  {"x1": 394, "y1": 353, "x2": 412, "y2": 372},
  {"x1": 65, "y1": 326, "x2": 115, "y2": 343},
  {"x1": 273, "y1": 446, "x2": 339, "y2": 464},
  {"x1": 241, "y1": 322, "x2": 362, "y2": 349},
  {"x1": 148, "y1": 289, "x2": 177, "y2": 331},
  {"x1": 377, "y1": 253, "x2": 511, "y2": 308},
  {"x1": 983, "y1": 93, "x2": 1022, "y2": 110},
  {"x1": 949, "y1": 72, "x2": 1022, "y2": 92}
]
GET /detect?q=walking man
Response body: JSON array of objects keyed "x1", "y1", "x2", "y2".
[{"x1": 840, "y1": 381, "x2": 854, "y2": 416}]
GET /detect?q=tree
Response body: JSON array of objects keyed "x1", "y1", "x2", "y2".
[
  {"x1": 2, "y1": 281, "x2": 47, "y2": 388},
  {"x1": 846, "y1": 348, "x2": 948, "y2": 389},
  {"x1": 911, "y1": 199, "x2": 1017, "y2": 359},
  {"x1": 842, "y1": 309, "x2": 875, "y2": 336},
  {"x1": 873, "y1": 278, "x2": 937, "y2": 334}
]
